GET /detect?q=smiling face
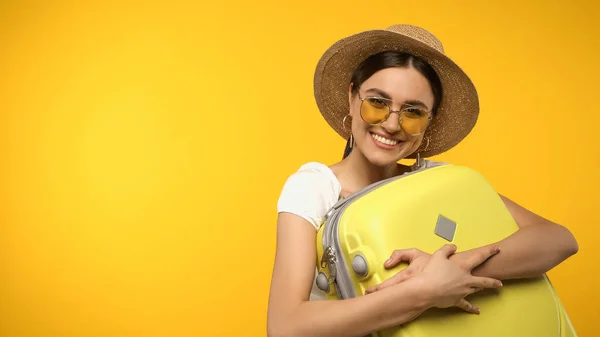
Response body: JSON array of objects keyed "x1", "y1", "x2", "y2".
[{"x1": 348, "y1": 66, "x2": 435, "y2": 167}]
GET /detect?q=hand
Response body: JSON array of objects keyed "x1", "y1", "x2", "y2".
[
  {"x1": 365, "y1": 244, "x2": 501, "y2": 294},
  {"x1": 412, "y1": 244, "x2": 503, "y2": 314},
  {"x1": 364, "y1": 248, "x2": 431, "y2": 294},
  {"x1": 448, "y1": 246, "x2": 498, "y2": 276}
]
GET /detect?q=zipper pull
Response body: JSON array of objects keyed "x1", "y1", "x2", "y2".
[{"x1": 320, "y1": 246, "x2": 337, "y2": 283}]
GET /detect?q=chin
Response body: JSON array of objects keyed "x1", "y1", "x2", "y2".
[
  {"x1": 363, "y1": 151, "x2": 401, "y2": 166},
  {"x1": 360, "y1": 137, "x2": 408, "y2": 166},
  {"x1": 366, "y1": 156, "x2": 398, "y2": 167},
  {"x1": 362, "y1": 146, "x2": 405, "y2": 167}
]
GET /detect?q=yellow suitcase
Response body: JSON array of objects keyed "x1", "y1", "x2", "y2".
[{"x1": 315, "y1": 164, "x2": 576, "y2": 337}]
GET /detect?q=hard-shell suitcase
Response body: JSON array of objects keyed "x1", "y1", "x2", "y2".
[{"x1": 315, "y1": 163, "x2": 576, "y2": 337}]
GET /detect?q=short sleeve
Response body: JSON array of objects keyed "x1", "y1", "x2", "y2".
[{"x1": 277, "y1": 162, "x2": 342, "y2": 231}]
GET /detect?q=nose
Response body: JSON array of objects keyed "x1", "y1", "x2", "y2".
[{"x1": 380, "y1": 111, "x2": 402, "y2": 134}]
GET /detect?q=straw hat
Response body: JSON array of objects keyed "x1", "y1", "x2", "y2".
[{"x1": 313, "y1": 24, "x2": 479, "y2": 158}]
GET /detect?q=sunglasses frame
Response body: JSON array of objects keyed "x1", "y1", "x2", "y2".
[{"x1": 358, "y1": 94, "x2": 433, "y2": 136}]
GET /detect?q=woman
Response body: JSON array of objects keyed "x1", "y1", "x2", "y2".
[{"x1": 266, "y1": 24, "x2": 578, "y2": 337}]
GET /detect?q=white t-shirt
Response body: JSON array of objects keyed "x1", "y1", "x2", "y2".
[
  {"x1": 277, "y1": 162, "x2": 342, "y2": 232},
  {"x1": 276, "y1": 160, "x2": 443, "y2": 300}
]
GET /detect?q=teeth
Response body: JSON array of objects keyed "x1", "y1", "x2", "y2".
[{"x1": 371, "y1": 133, "x2": 398, "y2": 146}]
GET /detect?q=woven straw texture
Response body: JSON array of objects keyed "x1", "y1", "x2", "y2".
[{"x1": 313, "y1": 24, "x2": 480, "y2": 158}]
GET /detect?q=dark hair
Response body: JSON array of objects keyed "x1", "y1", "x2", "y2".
[
  {"x1": 342, "y1": 51, "x2": 443, "y2": 159},
  {"x1": 350, "y1": 51, "x2": 443, "y2": 115}
]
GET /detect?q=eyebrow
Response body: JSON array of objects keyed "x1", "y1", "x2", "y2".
[
  {"x1": 365, "y1": 88, "x2": 430, "y2": 110},
  {"x1": 365, "y1": 88, "x2": 392, "y2": 99}
]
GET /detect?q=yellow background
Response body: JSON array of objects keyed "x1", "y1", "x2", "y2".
[{"x1": 1, "y1": 1, "x2": 598, "y2": 336}]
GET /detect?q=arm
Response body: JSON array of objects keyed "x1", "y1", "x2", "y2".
[
  {"x1": 266, "y1": 212, "x2": 431, "y2": 337},
  {"x1": 454, "y1": 195, "x2": 579, "y2": 280}
]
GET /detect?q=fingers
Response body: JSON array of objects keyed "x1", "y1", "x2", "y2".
[
  {"x1": 469, "y1": 276, "x2": 503, "y2": 290},
  {"x1": 463, "y1": 246, "x2": 501, "y2": 270},
  {"x1": 365, "y1": 283, "x2": 382, "y2": 295},
  {"x1": 456, "y1": 298, "x2": 480, "y2": 314},
  {"x1": 384, "y1": 248, "x2": 422, "y2": 269},
  {"x1": 365, "y1": 280, "x2": 385, "y2": 294},
  {"x1": 433, "y1": 244, "x2": 457, "y2": 258},
  {"x1": 365, "y1": 268, "x2": 413, "y2": 294},
  {"x1": 365, "y1": 282, "x2": 388, "y2": 295}
]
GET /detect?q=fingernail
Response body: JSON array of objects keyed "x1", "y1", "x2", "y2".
[
  {"x1": 473, "y1": 306, "x2": 480, "y2": 314},
  {"x1": 385, "y1": 258, "x2": 392, "y2": 266},
  {"x1": 497, "y1": 281, "x2": 503, "y2": 287}
]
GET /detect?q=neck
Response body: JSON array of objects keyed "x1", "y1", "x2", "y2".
[{"x1": 344, "y1": 148, "x2": 401, "y2": 186}]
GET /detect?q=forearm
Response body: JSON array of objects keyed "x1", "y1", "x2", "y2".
[
  {"x1": 468, "y1": 224, "x2": 578, "y2": 280},
  {"x1": 269, "y1": 280, "x2": 431, "y2": 337}
]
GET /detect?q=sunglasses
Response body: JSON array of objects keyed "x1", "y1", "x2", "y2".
[{"x1": 359, "y1": 94, "x2": 433, "y2": 136}]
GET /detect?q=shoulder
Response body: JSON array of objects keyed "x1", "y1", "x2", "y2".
[
  {"x1": 279, "y1": 162, "x2": 341, "y2": 193},
  {"x1": 277, "y1": 162, "x2": 342, "y2": 231}
]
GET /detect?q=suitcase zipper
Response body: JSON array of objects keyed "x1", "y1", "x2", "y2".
[
  {"x1": 321, "y1": 175, "x2": 402, "y2": 299},
  {"x1": 320, "y1": 246, "x2": 337, "y2": 282}
]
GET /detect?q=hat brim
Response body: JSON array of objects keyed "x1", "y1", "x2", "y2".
[{"x1": 313, "y1": 29, "x2": 480, "y2": 159}]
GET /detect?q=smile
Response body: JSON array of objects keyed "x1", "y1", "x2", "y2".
[{"x1": 370, "y1": 132, "x2": 400, "y2": 146}]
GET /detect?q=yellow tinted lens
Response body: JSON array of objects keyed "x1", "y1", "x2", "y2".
[
  {"x1": 361, "y1": 98, "x2": 389, "y2": 124},
  {"x1": 401, "y1": 108, "x2": 430, "y2": 135}
]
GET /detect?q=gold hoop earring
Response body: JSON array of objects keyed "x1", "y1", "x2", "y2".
[
  {"x1": 423, "y1": 136, "x2": 431, "y2": 152},
  {"x1": 342, "y1": 114, "x2": 352, "y2": 133}
]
